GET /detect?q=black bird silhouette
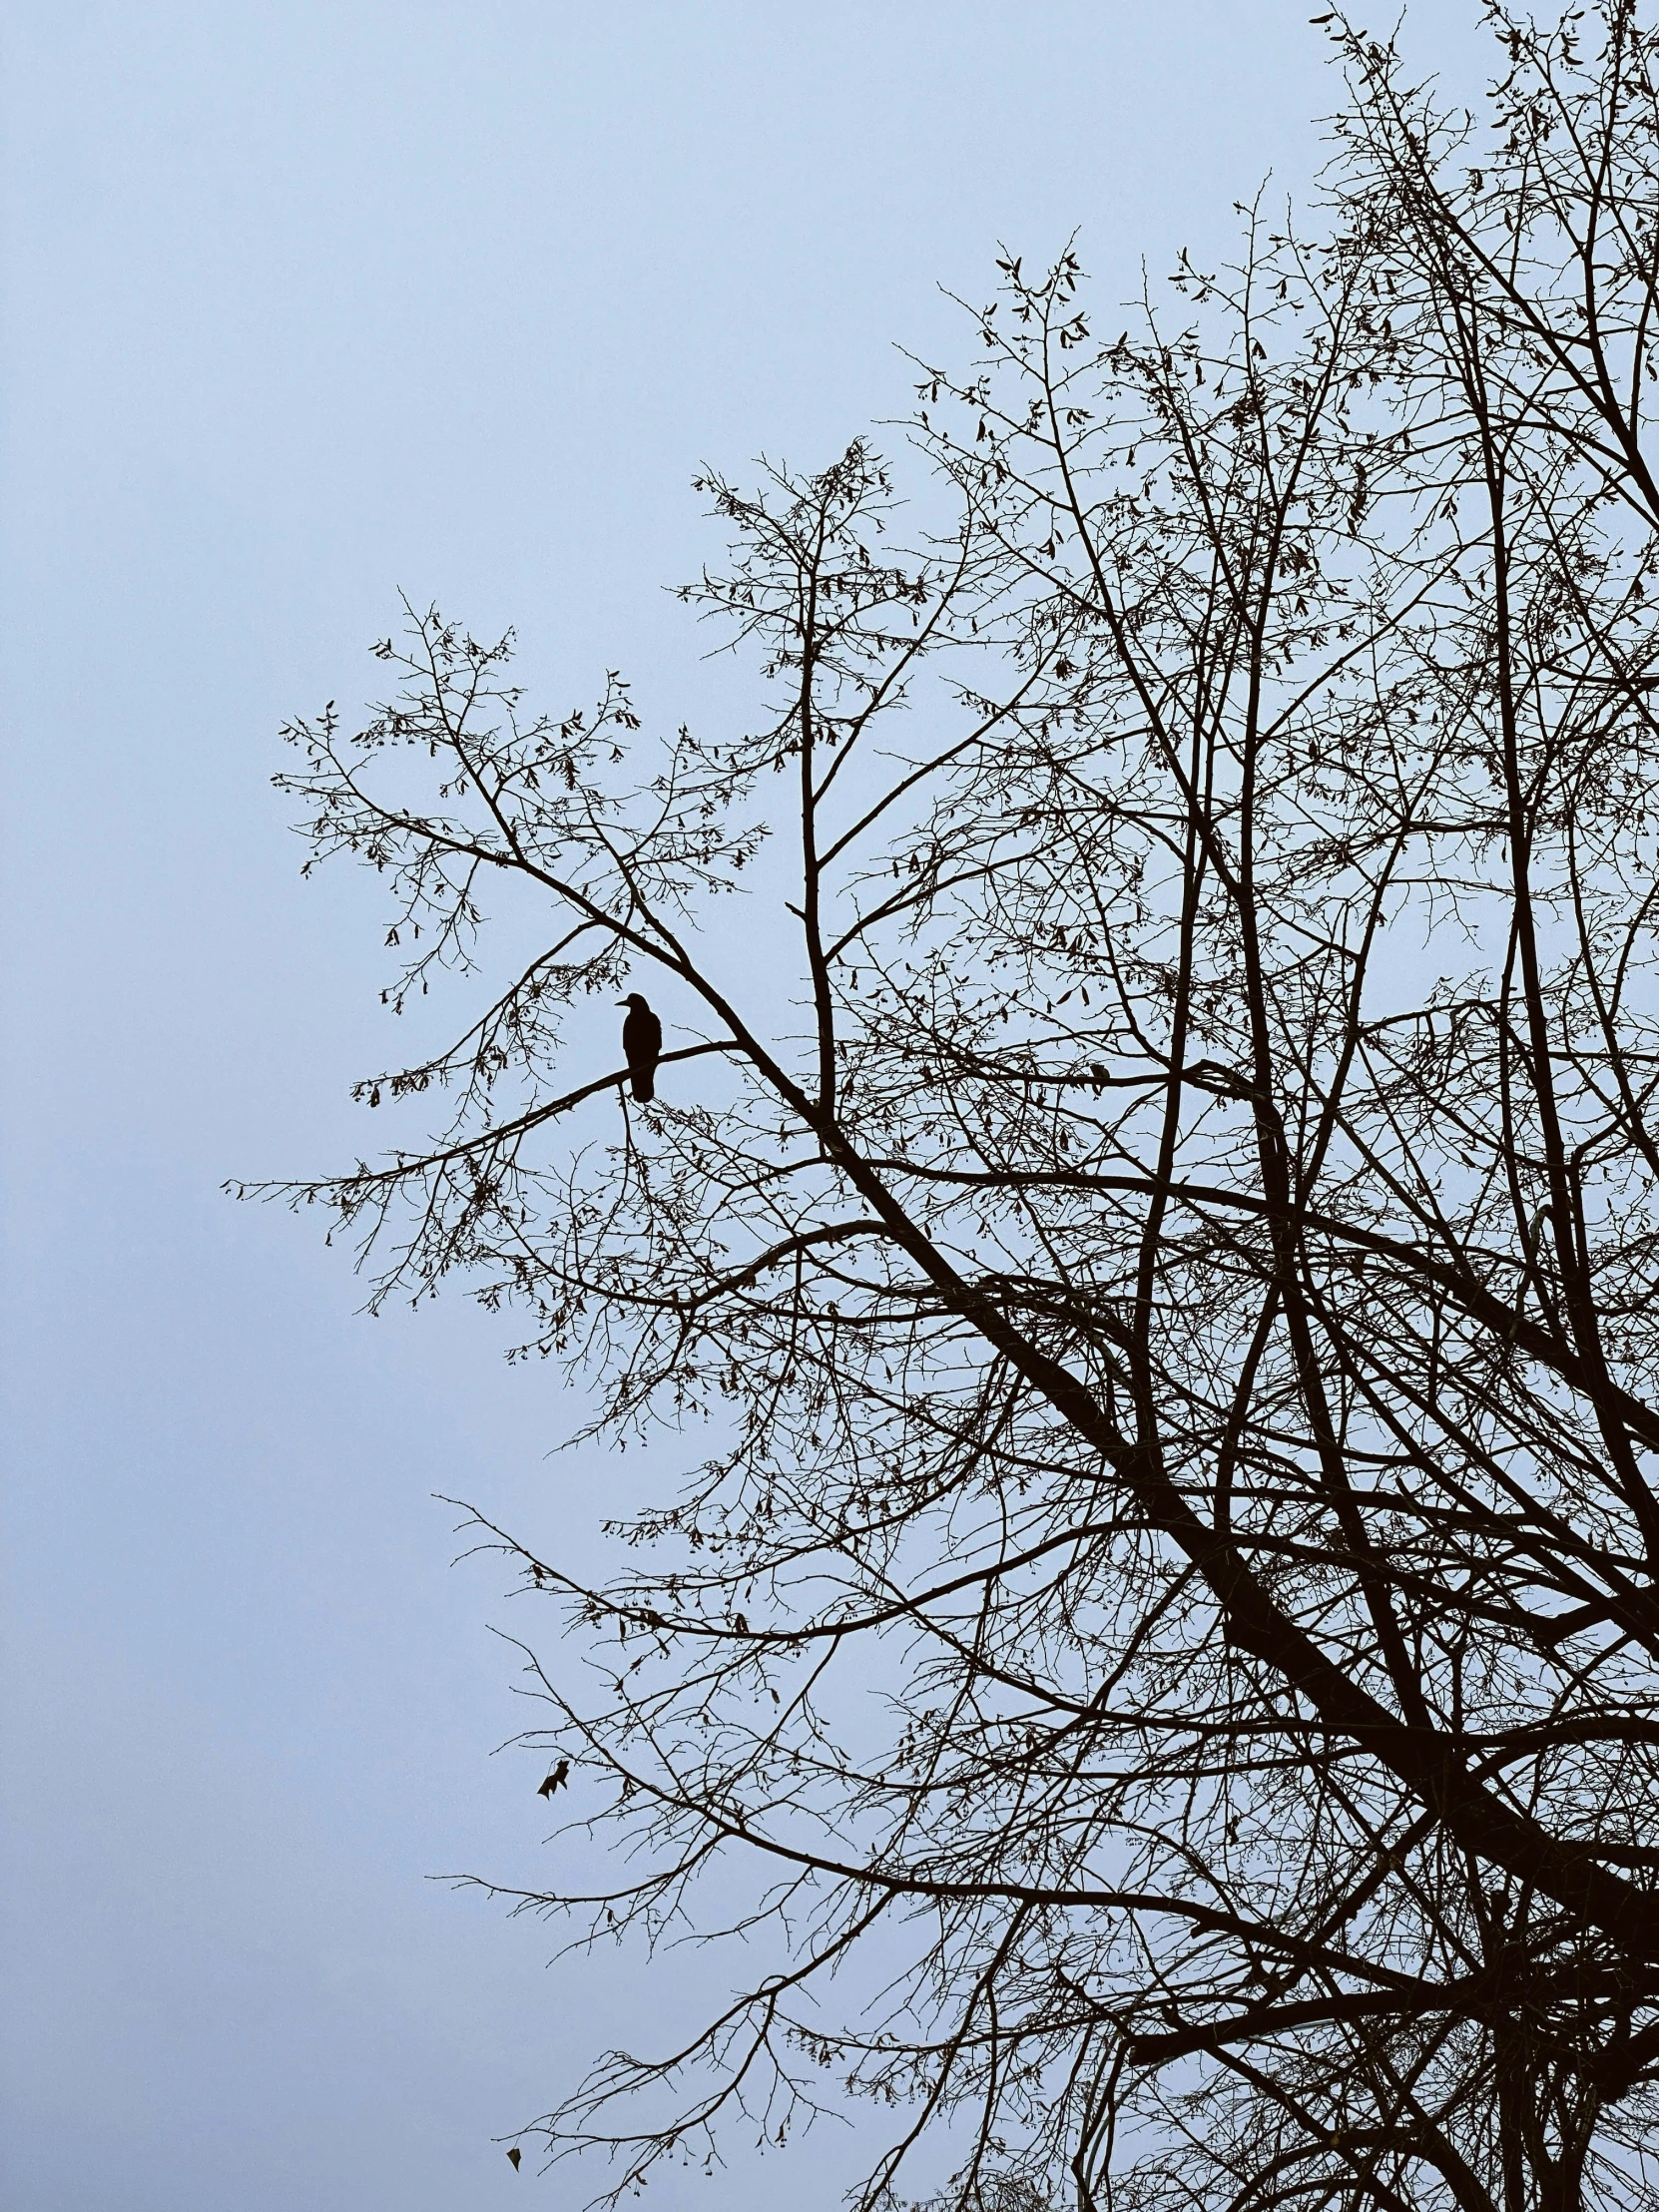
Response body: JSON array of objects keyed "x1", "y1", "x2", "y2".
[
  {"x1": 619, "y1": 993, "x2": 662, "y2": 1102},
  {"x1": 537, "y1": 1759, "x2": 571, "y2": 1798}
]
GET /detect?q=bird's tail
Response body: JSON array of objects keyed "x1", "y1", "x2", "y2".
[{"x1": 632, "y1": 1071, "x2": 655, "y2": 1103}]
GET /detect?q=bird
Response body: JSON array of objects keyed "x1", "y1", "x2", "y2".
[
  {"x1": 537, "y1": 1760, "x2": 571, "y2": 1798},
  {"x1": 619, "y1": 992, "x2": 662, "y2": 1102}
]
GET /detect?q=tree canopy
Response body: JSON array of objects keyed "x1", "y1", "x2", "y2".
[{"x1": 252, "y1": 9, "x2": 1659, "y2": 2208}]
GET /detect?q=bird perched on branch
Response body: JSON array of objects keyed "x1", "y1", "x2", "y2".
[{"x1": 619, "y1": 993, "x2": 662, "y2": 1102}]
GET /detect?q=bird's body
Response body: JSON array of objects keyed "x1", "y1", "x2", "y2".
[{"x1": 619, "y1": 993, "x2": 662, "y2": 1102}]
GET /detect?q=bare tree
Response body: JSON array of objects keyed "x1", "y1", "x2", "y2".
[{"x1": 247, "y1": 10, "x2": 1659, "y2": 2208}]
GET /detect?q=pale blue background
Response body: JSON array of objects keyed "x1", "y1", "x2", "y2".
[{"x1": 1, "y1": 5, "x2": 1487, "y2": 2206}]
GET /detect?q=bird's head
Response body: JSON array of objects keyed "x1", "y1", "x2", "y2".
[{"x1": 619, "y1": 993, "x2": 651, "y2": 1010}]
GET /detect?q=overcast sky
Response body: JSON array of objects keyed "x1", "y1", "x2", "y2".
[{"x1": 1, "y1": 5, "x2": 1493, "y2": 2207}]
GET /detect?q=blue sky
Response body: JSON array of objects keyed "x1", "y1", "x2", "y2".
[{"x1": 0, "y1": 5, "x2": 1490, "y2": 2205}]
